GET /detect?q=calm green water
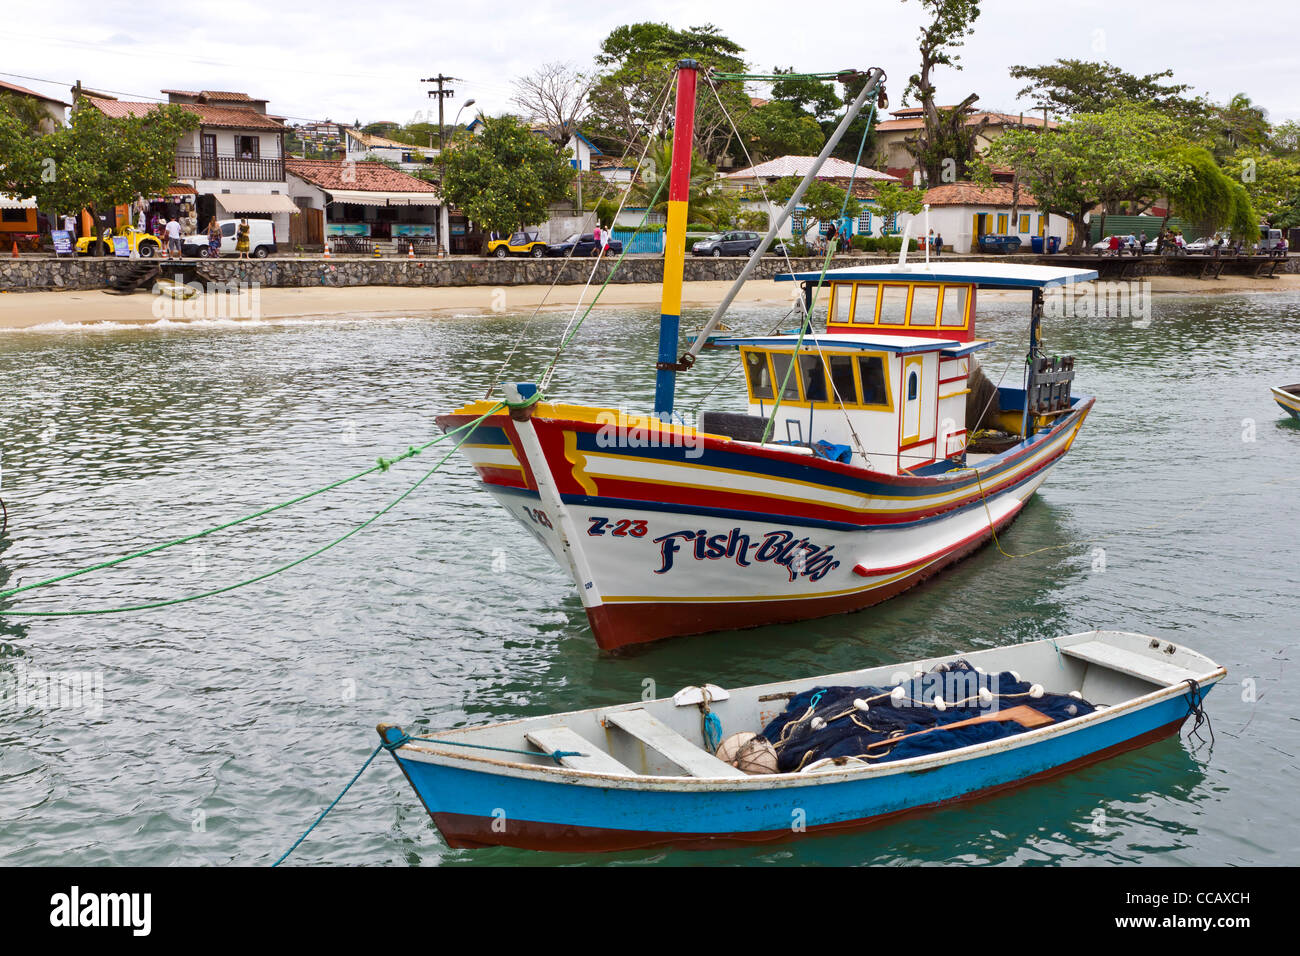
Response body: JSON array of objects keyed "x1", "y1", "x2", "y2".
[{"x1": 1, "y1": 290, "x2": 1297, "y2": 867}]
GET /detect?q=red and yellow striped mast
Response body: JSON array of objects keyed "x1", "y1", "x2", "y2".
[{"x1": 653, "y1": 59, "x2": 699, "y2": 420}]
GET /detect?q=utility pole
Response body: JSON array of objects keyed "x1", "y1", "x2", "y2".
[{"x1": 422, "y1": 74, "x2": 459, "y2": 254}]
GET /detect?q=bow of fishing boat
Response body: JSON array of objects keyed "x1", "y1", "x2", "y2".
[{"x1": 379, "y1": 630, "x2": 1224, "y2": 852}]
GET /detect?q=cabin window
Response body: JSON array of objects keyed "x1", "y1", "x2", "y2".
[
  {"x1": 851, "y1": 283, "x2": 878, "y2": 324},
  {"x1": 828, "y1": 355, "x2": 858, "y2": 404},
  {"x1": 1019, "y1": 214, "x2": 1031, "y2": 234},
  {"x1": 744, "y1": 351, "x2": 774, "y2": 400},
  {"x1": 907, "y1": 371, "x2": 919, "y2": 401},
  {"x1": 877, "y1": 285, "x2": 909, "y2": 325},
  {"x1": 830, "y1": 285, "x2": 850, "y2": 324},
  {"x1": 997, "y1": 214, "x2": 1008, "y2": 233},
  {"x1": 769, "y1": 353, "x2": 801, "y2": 401},
  {"x1": 857, "y1": 355, "x2": 888, "y2": 406},
  {"x1": 798, "y1": 355, "x2": 828, "y2": 403},
  {"x1": 908, "y1": 286, "x2": 939, "y2": 326},
  {"x1": 940, "y1": 286, "x2": 968, "y2": 327}
]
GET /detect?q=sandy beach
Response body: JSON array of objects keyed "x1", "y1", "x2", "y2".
[{"x1": 1, "y1": 273, "x2": 1296, "y2": 332}]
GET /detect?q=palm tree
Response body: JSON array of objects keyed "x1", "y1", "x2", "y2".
[
  {"x1": 628, "y1": 137, "x2": 733, "y2": 229},
  {"x1": 0, "y1": 91, "x2": 54, "y2": 136}
]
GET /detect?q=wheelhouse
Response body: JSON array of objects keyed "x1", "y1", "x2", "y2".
[{"x1": 708, "y1": 263, "x2": 1098, "y2": 476}]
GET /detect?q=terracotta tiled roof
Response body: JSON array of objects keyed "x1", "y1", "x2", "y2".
[
  {"x1": 0, "y1": 79, "x2": 70, "y2": 106},
  {"x1": 923, "y1": 181, "x2": 1037, "y2": 207},
  {"x1": 84, "y1": 96, "x2": 286, "y2": 130},
  {"x1": 725, "y1": 155, "x2": 898, "y2": 182},
  {"x1": 200, "y1": 91, "x2": 257, "y2": 101},
  {"x1": 160, "y1": 89, "x2": 201, "y2": 96},
  {"x1": 285, "y1": 158, "x2": 438, "y2": 193}
]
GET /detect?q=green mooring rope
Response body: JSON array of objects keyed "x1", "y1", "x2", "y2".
[{"x1": 0, "y1": 402, "x2": 509, "y2": 616}]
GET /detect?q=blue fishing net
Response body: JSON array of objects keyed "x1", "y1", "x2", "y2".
[{"x1": 759, "y1": 660, "x2": 1095, "y2": 772}]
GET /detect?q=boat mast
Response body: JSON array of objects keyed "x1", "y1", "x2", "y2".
[{"x1": 654, "y1": 59, "x2": 699, "y2": 420}]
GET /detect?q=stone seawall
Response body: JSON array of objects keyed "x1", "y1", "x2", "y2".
[{"x1": 2, "y1": 253, "x2": 1296, "y2": 292}]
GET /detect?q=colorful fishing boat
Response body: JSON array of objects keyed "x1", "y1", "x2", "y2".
[
  {"x1": 439, "y1": 62, "x2": 1099, "y2": 650},
  {"x1": 379, "y1": 630, "x2": 1223, "y2": 852},
  {"x1": 1270, "y1": 383, "x2": 1300, "y2": 420}
]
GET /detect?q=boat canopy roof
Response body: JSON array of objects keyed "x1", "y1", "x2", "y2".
[
  {"x1": 775, "y1": 262, "x2": 1099, "y2": 290},
  {"x1": 710, "y1": 332, "x2": 994, "y2": 357}
]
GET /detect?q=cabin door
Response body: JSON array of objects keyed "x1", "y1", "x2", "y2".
[
  {"x1": 901, "y1": 355, "x2": 924, "y2": 447},
  {"x1": 900, "y1": 354, "x2": 938, "y2": 464}
]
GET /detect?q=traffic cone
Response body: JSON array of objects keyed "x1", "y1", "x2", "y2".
[
  {"x1": 11, "y1": 242, "x2": 18, "y2": 258},
  {"x1": 323, "y1": 243, "x2": 331, "y2": 259},
  {"x1": 373, "y1": 245, "x2": 381, "y2": 258},
  {"x1": 407, "y1": 243, "x2": 415, "y2": 260}
]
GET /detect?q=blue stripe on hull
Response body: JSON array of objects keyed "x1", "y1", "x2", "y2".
[
  {"x1": 396, "y1": 689, "x2": 1205, "y2": 842},
  {"x1": 485, "y1": 456, "x2": 1056, "y2": 533}
]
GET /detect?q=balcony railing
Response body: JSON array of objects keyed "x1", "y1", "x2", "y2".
[{"x1": 175, "y1": 152, "x2": 285, "y2": 182}]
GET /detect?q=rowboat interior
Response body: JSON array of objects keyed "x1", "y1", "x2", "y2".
[{"x1": 381, "y1": 631, "x2": 1223, "y2": 850}]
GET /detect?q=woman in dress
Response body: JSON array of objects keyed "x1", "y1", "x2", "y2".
[
  {"x1": 236, "y1": 219, "x2": 250, "y2": 260},
  {"x1": 207, "y1": 217, "x2": 222, "y2": 258}
]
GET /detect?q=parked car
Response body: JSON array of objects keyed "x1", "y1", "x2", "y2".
[
  {"x1": 487, "y1": 230, "x2": 547, "y2": 258},
  {"x1": 185, "y1": 219, "x2": 278, "y2": 258},
  {"x1": 978, "y1": 234, "x2": 1022, "y2": 254},
  {"x1": 1090, "y1": 234, "x2": 1140, "y2": 256},
  {"x1": 76, "y1": 226, "x2": 161, "y2": 257},
  {"x1": 1184, "y1": 233, "x2": 1229, "y2": 255},
  {"x1": 1143, "y1": 234, "x2": 1187, "y2": 256},
  {"x1": 1257, "y1": 227, "x2": 1288, "y2": 257},
  {"x1": 545, "y1": 232, "x2": 623, "y2": 257},
  {"x1": 692, "y1": 231, "x2": 762, "y2": 257}
]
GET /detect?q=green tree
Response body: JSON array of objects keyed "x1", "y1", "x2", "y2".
[
  {"x1": 738, "y1": 100, "x2": 824, "y2": 162},
  {"x1": 768, "y1": 176, "x2": 861, "y2": 240},
  {"x1": 1165, "y1": 145, "x2": 1256, "y2": 239},
  {"x1": 901, "y1": 0, "x2": 983, "y2": 184},
  {"x1": 1222, "y1": 150, "x2": 1300, "y2": 223},
  {"x1": 1, "y1": 102, "x2": 198, "y2": 255},
  {"x1": 586, "y1": 22, "x2": 750, "y2": 165},
  {"x1": 0, "y1": 91, "x2": 56, "y2": 136},
  {"x1": 769, "y1": 67, "x2": 841, "y2": 122},
  {"x1": 1204, "y1": 94, "x2": 1270, "y2": 161},
  {"x1": 1008, "y1": 59, "x2": 1198, "y2": 117},
  {"x1": 984, "y1": 104, "x2": 1189, "y2": 252},
  {"x1": 440, "y1": 115, "x2": 572, "y2": 242},
  {"x1": 871, "y1": 181, "x2": 925, "y2": 235},
  {"x1": 628, "y1": 137, "x2": 731, "y2": 225}
]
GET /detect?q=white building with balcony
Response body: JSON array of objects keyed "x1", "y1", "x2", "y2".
[{"x1": 80, "y1": 89, "x2": 299, "y2": 238}]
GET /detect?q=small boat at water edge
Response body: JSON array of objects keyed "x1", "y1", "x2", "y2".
[
  {"x1": 1270, "y1": 384, "x2": 1300, "y2": 420},
  {"x1": 379, "y1": 631, "x2": 1223, "y2": 852}
]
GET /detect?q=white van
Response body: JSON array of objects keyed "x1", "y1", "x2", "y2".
[{"x1": 193, "y1": 219, "x2": 278, "y2": 258}]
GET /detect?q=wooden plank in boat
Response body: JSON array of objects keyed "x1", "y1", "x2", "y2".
[
  {"x1": 525, "y1": 727, "x2": 635, "y2": 776},
  {"x1": 604, "y1": 709, "x2": 748, "y2": 778},
  {"x1": 1062, "y1": 641, "x2": 1202, "y2": 687}
]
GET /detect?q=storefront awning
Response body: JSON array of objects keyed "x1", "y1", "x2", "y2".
[
  {"x1": 0, "y1": 194, "x2": 37, "y2": 210},
  {"x1": 215, "y1": 193, "x2": 299, "y2": 214},
  {"x1": 326, "y1": 189, "x2": 440, "y2": 207}
]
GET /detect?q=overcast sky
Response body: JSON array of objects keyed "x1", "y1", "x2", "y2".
[{"x1": 5, "y1": 1, "x2": 1299, "y2": 130}]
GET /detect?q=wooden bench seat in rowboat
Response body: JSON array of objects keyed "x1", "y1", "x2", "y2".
[
  {"x1": 1062, "y1": 641, "x2": 1204, "y2": 687},
  {"x1": 525, "y1": 727, "x2": 635, "y2": 776},
  {"x1": 604, "y1": 709, "x2": 749, "y2": 778}
]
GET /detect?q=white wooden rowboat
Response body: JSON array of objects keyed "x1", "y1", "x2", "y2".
[{"x1": 380, "y1": 630, "x2": 1223, "y2": 852}]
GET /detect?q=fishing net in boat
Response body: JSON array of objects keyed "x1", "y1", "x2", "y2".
[{"x1": 758, "y1": 660, "x2": 1096, "y2": 772}]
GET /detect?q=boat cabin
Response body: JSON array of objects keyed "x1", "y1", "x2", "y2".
[{"x1": 708, "y1": 263, "x2": 1097, "y2": 475}]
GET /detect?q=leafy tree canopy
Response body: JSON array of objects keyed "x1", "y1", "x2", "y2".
[
  {"x1": 441, "y1": 115, "x2": 573, "y2": 237},
  {"x1": 768, "y1": 176, "x2": 861, "y2": 237},
  {"x1": 738, "y1": 100, "x2": 825, "y2": 162},
  {"x1": 1008, "y1": 58, "x2": 1198, "y2": 117},
  {"x1": 2, "y1": 103, "x2": 198, "y2": 251}
]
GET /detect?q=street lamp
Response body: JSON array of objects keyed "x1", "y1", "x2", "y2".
[{"x1": 440, "y1": 98, "x2": 476, "y2": 256}]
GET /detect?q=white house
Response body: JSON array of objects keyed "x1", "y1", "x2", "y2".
[
  {"x1": 343, "y1": 128, "x2": 438, "y2": 174},
  {"x1": 721, "y1": 155, "x2": 901, "y2": 240},
  {"x1": 81, "y1": 89, "x2": 299, "y2": 238},
  {"x1": 916, "y1": 182, "x2": 1072, "y2": 254}
]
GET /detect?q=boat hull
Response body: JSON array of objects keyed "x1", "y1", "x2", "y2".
[
  {"x1": 394, "y1": 685, "x2": 1210, "y2": 853},
  {"x1": 1272, "y1": 384, "x2": 1300, "y2": 421},
  {"x1": 441, "y1": 398, "x2": 1092, "y2": 649}
]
